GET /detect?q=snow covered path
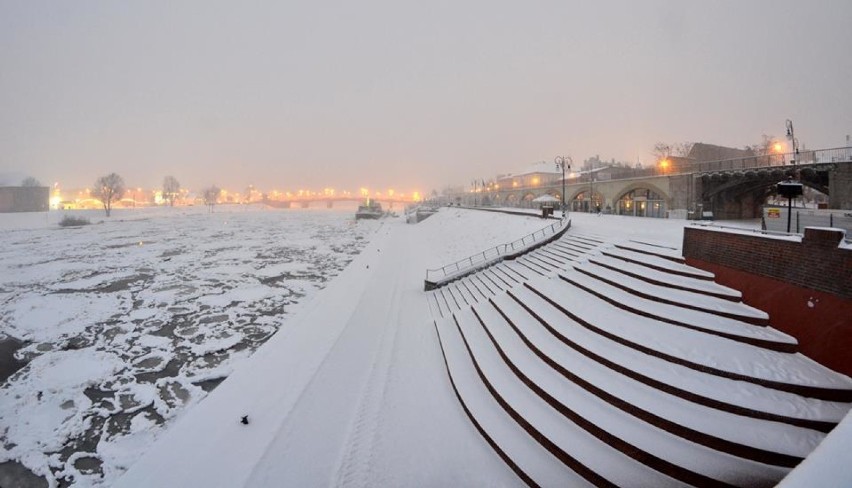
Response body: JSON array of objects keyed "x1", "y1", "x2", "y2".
[
  {"x1": 116, "y1": 216, "x2": 522, "y2": 487},
  {"x1": 101, "y1": 209, "x2": 852, "y2": 487}
]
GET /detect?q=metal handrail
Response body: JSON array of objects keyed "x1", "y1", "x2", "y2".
[
  {"x1": 693, "y1": 146, "x2": 852, "y2": 173},
  {"x1": 425, "y1": 216, "x2": 570, "y2": 283}
]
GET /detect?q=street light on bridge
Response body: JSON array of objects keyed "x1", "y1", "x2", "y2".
[
  {"x1": 554, "y1": 155, "x2": 572, "y2": 215},
  {"x1": 772, "y1": 142, "x2": 784, "y2": 165},
  {"x1": 786, "y1": 119, "x2": 799, "y2": 166}
]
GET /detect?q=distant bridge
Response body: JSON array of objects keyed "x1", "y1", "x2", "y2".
[
  {"x1": 460, "y1": 147, "x2": 852, "y2": 220},
  {"x1": 264, "y1": 196, "x2": 416, "y2": 209}
]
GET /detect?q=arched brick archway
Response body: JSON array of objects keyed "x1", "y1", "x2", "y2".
[
  {"x1": 569, "y1": 189, "x2": 604, "y2": 213},
  {"x1": 614, "y1": 184, "x2": 670, "y2": 218},
  {"x1": 614, "y1": 181, "x2": 671, "y2": 203}
]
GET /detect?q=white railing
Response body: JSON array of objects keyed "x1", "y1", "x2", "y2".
[{"x1": 424, "y1": 216, "x2": 570, "y2": 289}]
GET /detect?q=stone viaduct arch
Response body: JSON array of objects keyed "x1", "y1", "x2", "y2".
[
  {"x1": 470, "y1": 159, "x2": 851, "y2": 219},
  {"x1": 698, "y1": 165, "x2": 834, "y2": 219}
]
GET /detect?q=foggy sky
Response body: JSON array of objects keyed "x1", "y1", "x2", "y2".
[{"x1": 2, "y1": 0, "x2": 851, "y2": 193}]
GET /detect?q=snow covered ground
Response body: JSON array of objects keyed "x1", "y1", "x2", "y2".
[
  {"x1": 3, "y1": 207, "x2": 848, "y2": 486},
  {"x1": 115, "y1": 208, "x2": 553, "y2": 488},
  {"x1": 0, "y1": 205, "x2": 381, "y2": 486}
]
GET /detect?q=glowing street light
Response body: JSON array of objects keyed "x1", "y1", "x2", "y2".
[
  {"x1": 772, "y1": 142, "x2": 785, "y2": 165},
  {"x1": 554, "y1": 155, "x2": 571, "y2": 214}
]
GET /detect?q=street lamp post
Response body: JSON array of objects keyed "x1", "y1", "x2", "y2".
[
  {"x1": 554, "y1": 155, "x2": 572, "y2": 216},
  {"x1": 786, "y1": 119, "x2": 799, "y2": 166},
  {"x1": 589, "y1": 160, "x2": 595, "y2": 213},
  {"x1": 471, "y1": 179, "x2": 477, "y2": 206}
]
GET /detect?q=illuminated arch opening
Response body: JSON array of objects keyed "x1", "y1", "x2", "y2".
[{"x1": 616, "y1": 188, "x2": 666, "y2": 218}]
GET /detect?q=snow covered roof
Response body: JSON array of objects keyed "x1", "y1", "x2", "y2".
[{"x1": 506, "y1": 161, "x2": 562, "y2": 178}]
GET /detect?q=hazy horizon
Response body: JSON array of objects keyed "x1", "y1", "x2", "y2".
[{"x1": 2, "y1": 1, "x2": 851, "y2": 193}]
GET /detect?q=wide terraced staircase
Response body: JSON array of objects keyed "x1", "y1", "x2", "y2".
[{"x1": 427, "y1": 231, "x2": 852, "y2": 487}]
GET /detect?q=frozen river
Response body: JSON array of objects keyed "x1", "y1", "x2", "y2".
[{"x1": 0, "y1": 205, "x2": 380, "y2": 487}]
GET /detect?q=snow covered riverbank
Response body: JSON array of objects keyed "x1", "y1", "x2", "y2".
[
  {"x1": 7, "y1": 207, "x2": 846, "y2": 486},
  {"x1": 0, "y1": 205, "x2": 380, "y2": 486},
  {"x1": 116, "y1": 209, "x2": 701, "y2": 487}
]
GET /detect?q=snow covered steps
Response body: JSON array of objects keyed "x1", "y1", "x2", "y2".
[
  {"x1": 614, "y1": 240, "x2": 687, "y2": 263},
  {"x1": 436, "y1": 304, "x2": 811, "y2": 487},
  {"x1": 433, "y1": 274, "x2": 852, "y2": 486},
  {"x1": 427, "y1": 233, "x2": 605, "y2": 317},
  {"x1": 523, "y1": 276, "x2": 852, "y2": 401},
  {"x1": 587, "y1": 254, "x2": 742, "y2": 302},
  {"x1": 602, "y1": 246, "x2": 714, "y2": 281},
  {"x1": 562, "y1": 266, "x2": 780, "y2": 345}
]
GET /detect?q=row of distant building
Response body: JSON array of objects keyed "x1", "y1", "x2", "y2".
[
  {"x1": 0, "y1": 183, "x2": 423, "y2": 213},
  {"x1": 477, "y1": 143, "x2": 766, "y2": 192},
  {"x1": 0, "y1": 185, "x2": 264, "y2": 213}
]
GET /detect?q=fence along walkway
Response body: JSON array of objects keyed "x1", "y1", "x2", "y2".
[
  {"x1": 424, "y1": 217, "x2": 571, "y2": 291},
  {"x1": 427, "y1": 232, "x2": 606, "y2": 318}
]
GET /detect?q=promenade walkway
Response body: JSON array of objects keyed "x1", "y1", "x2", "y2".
[
  {"x1": 117, "y1": 211, "x2": 531, "y2": 487},
  {"x1": 117, "y1": 209, "x2": 852, "y2": 487}
]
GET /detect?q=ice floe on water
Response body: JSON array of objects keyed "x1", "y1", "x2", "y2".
[{"x1": 0, "y1": 205, "x2": 379, "y2": 486}]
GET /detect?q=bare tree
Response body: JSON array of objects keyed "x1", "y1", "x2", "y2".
[
  {"x1": 162, "y1": 176, "x2": 181, "y2": 207},
  {"x1": 652, "y1": 142, "x2": 672, "y2": 161},
  {"x1": 202, "y1": 185, "x2": 221, "y2": 212},
  {"x1": 672, "y1": 141, "x2": 694, "y2": 157},
  {"x1": 653, "y1": 141, "x2": 693, "y2": 160},
  {"x1": 21, "y1": 176, "x2": 42, "y2": 187},
  {"x1": 92, "y1": 173, "x2": 125, "y2": 216},
  {"x1": 745, "y1": 134, "x2": 782, "y2": 156}
]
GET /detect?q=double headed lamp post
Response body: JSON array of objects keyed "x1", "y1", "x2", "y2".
[{"x1": 554, "y1": 155, "x2": 572, "y2": 216}]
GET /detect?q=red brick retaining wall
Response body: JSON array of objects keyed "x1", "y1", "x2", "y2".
[{"x1": 683, "y1": 227, "x2": 852, "y2": 376}]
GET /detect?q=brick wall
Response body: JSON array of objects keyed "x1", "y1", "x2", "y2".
[
  {"x1": 683, "y1": 227, "x2": 852, "y2": 299},
  {"x1": 683, "y1": 226, "x2": 852, "y2": 376}
]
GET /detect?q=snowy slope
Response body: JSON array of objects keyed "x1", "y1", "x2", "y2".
[{"x1": 116, "y1": 209, "x2": 551, "y2": 487}]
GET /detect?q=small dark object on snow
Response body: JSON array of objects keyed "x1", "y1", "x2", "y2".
[
  {"x1": 241, "y1": 415, "x2": 249, "y2": 425},
  {"x1": 366, "y1": 265, "x2": 370, "y2": 269}
]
